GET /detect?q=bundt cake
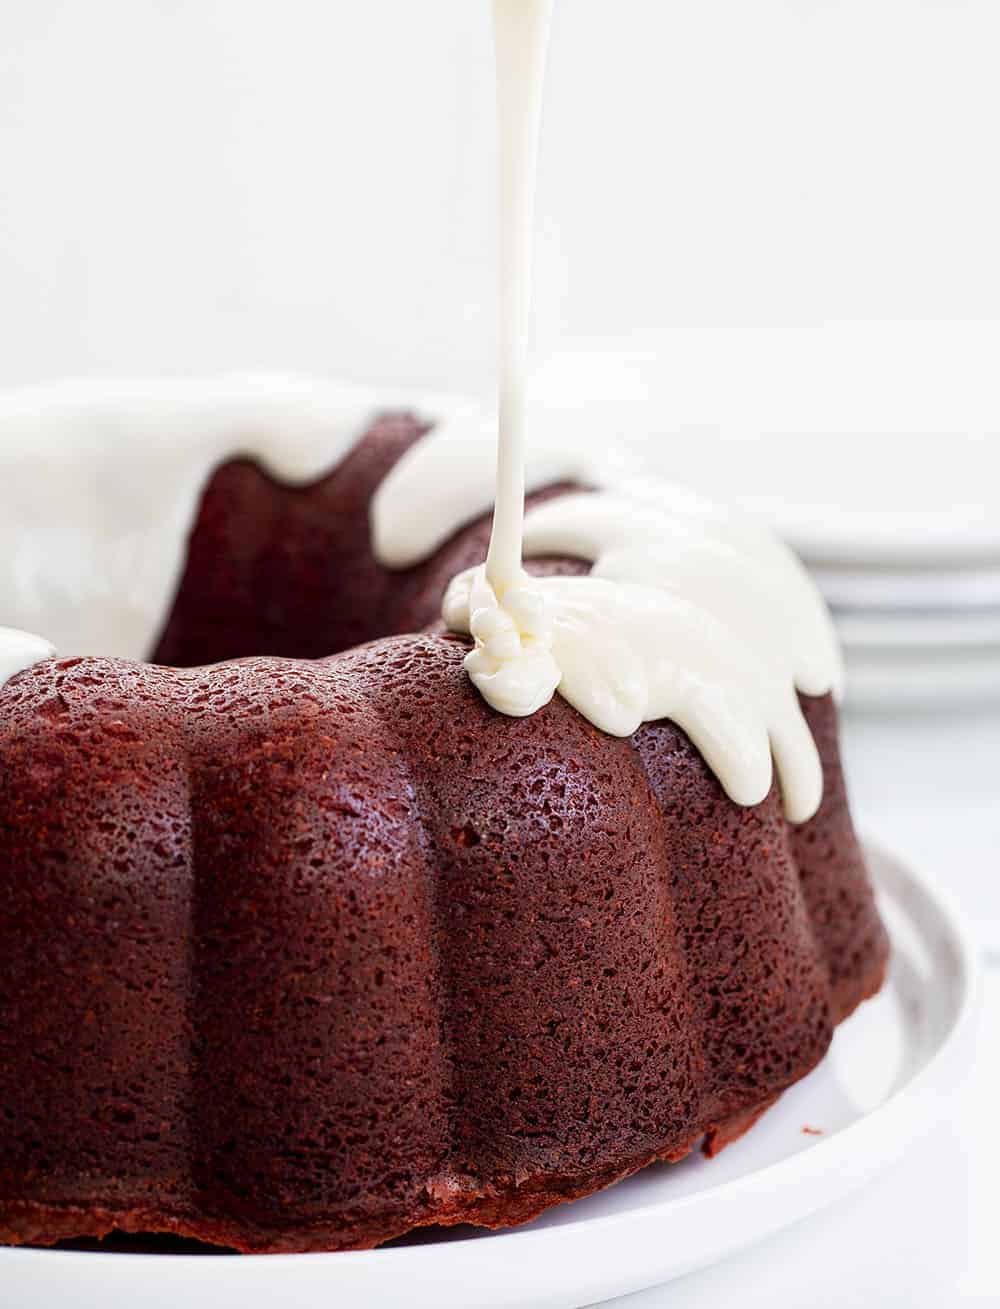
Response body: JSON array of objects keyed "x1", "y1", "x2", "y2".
[{"x1": 0, "y1": 382, "x2": 887, "y2": 1253}]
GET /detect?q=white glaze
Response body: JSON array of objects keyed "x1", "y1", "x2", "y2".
[
  {"x1": 0, "y1": 627, "x2": 56, "y2": 688},
  {"x1": 441, "y1": 0, "x2": 840, "y2": 822},
  {"x1": 444, "y1": 489, "x2": 841, "y2": 821},
  {"x1": 521, "y1": 490, "x2": 842, "y2": 703},
  {"x1": 0, "y1": 374, "x2": 443, "y2": 664},
  {"x1": 370, "y1": 0, "x2": 594, "y2": 575},
  {"x1": 486, "y1": 0, "x2": 554, "y2": 594}
]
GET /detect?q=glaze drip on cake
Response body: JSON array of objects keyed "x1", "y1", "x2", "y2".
[
  {"x1": 443, "y1": 501, "x2": 839, "y2": 821},
  {"x1": 0, "y1": 628, "x2": 55, "y2": 688},
  {"x1": 439, "y1": 0, "x2": 840, "y2": 823},
  {"x1": 485, "y1": 0, "x2": 554, "y2": 597}
]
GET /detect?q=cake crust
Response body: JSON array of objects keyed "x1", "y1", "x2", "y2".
[{"x1": 0, "y1": 430, "x2": 888, "y2": 1253}]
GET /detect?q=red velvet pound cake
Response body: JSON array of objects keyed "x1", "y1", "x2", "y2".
[{"x1": 0, "y1": 419, "x2": 887, "y2": 1253}]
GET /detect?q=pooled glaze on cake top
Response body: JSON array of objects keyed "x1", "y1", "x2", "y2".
[{"x1": 443, "y1": 491, "x2": 840, "y2": 823}]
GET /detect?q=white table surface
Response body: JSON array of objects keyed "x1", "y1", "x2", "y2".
[{"x1": 600, "y1": 704, "x2": 1000, "y2": 1308}]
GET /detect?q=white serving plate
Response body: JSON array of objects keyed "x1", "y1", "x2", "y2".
[{"x1": 0, "y1": 843, "x2": 978, "y2": 1309}]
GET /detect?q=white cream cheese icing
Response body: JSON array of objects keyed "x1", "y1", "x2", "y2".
[
  {"x1": 439, "y1": 0, "x2": 840, "y2": 823},
  {"x1": 0, "y1": 627, "x2": 56, "y2": 689},
  {"x1": 443, "y1": 489, "x2": 841, "y2": 822}
]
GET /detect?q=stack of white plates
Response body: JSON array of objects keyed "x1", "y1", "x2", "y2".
[
  {"x1": 686, "y1": 439, "x2": 1000, "y2": 710},
  {"x1": 807, "y1": 556, "x2": 1000, "y2": 708},
  {"x1": 531, "y1": 346, "x2": 999, "y2": 709}
]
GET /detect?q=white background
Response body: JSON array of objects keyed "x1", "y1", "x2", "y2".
[
  {"x1": 3, "y1": 0, "x2": 999, "y2": 519},
  {"x1": 1, "y1": 1, "x2": 999, "y2": 412}
]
